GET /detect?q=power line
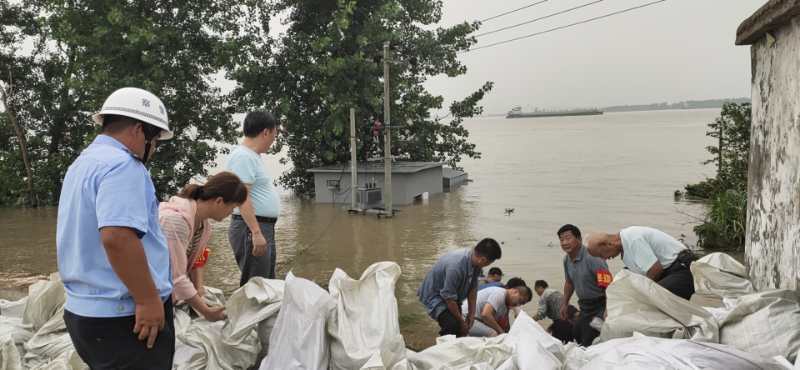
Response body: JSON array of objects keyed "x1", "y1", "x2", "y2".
[
  {"x1": 479, "y1": 0, "x2": 549, "y2": 23},
  {"x1": 474, "y1": 0, "x2": 605, "y2": 38},
  {"x1": 463, "y1": 0, "x2": 667, "y2": 54}
]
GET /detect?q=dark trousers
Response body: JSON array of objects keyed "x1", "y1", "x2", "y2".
[
  {"x1": 436, "y1": 310, "x2": 463, "y2": 337},
  {"x1": 64, "y1": 300, "x2": 175, "y2": 370},
  {"x1": 658, "y1": 250, "x2": 696, "y2": 300},
  {"x1": 228, "y1": 217, "x2": 277, "y2": 286},
  {"x1": 574, "y1": 296, "x2": 606, "y2": 347}
]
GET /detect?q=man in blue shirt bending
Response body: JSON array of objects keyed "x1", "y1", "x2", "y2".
[
  {"x1": 418, "y1": 238, "x2": 502, "y2": 337},
  {"x1": 57, "y1": 87, "x2": 174, "y2": 369}
]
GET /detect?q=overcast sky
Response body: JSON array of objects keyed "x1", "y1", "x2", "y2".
[{"x1": 425, "y1": 0, "x2": 765, "y2": 114}]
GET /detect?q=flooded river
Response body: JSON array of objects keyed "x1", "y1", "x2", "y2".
[{"x1": 0, "y1": 108, "x2": 718, "y2": 348}]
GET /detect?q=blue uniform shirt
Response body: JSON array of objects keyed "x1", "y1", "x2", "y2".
[
  {"x1": 57, "y1": 135, "x2": 172, "y2": 317},
  {"x1": 417, "y1": 248, "x2": 481, "y2": 319}
]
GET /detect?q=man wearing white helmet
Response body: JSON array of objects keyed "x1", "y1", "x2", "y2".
[{"x1": 57, "y1": 87, "x2": 175, "y2": 369}]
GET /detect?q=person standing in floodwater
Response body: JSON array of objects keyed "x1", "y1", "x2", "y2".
[
  {"x1": 57, "y1": 88, "x2": 175, "y2": 369},
  {"x1": 417, "y1": 238, "x2": 502, "y2": 337},
  {"x1": 226, "y1": 111, "x2": 282, "y2": 285}
]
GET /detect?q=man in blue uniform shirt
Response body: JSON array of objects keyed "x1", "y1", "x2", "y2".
[{"x1": 57, "y1": 87, "x2": 175, "y2": 369}]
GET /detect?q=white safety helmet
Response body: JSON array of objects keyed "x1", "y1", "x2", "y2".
[{"x1": 92, "y1": 87, "x2": 173, "y2": 140}]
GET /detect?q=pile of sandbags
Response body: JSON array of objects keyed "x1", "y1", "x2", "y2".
[
  {"x1": 597, "y1": 252, "x2": 800, "y2": 365},
  {"x1": 3, "y1": 253, "x2": 799, "y2": 370},
  {"x1": 0, "y1": 275, "x2": 285, "y2": 370},
  {"x1": 260, "y1": 262, "x2": 409, "y2": 370}
]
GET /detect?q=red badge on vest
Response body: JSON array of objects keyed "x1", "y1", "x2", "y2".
[
  {"x1": 193, "y1": 248, "x2": 210, "y2": 268},
  {"x1": 596, "y1": 269, "x2": 613, "y2": 288}
]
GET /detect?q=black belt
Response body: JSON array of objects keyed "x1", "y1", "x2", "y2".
[
  {"x1": 232, "y1": 214, "x2": 278, "y2": 224},
  {"x1": 665, "y1": 249, "x2": 695, "y2": 272}
]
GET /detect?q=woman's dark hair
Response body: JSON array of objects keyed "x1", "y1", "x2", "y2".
[
  {"x1": 534, "y1": 280, "x2": 549, "y2": 290},
  {"x1": 178, "y1": 171, "x2": 248, "y2": 204},
  {"x1": 505, "y1": 277, "x2": 527, "y2": 289}
]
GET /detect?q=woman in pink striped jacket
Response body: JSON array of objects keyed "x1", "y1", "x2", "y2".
[{"x1": 159, "y1": 171, "x2": 248, "y2": 321}]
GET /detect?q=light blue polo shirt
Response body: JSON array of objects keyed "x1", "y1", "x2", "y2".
[
  {"x1": 620, "y1": 226, "x2": 687, "y2": 275},
  {"x1": 227, "y1": 145, "x2": 280, "y2": 218},
  {"x1": 57, "y1": 135, "x2": 172, "y2": 318}
]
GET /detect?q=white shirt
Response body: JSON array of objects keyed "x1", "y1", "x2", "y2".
[{"x1": 620, "y1": 226, "x2": 686, "y2": 275}]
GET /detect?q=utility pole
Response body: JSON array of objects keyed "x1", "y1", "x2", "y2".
[
  {"x1": 349, "y1": 108, "x2": 358, "y2": 211},
  {"x1": 382, "y1": 42, "x2": 393, "y2": 217}
]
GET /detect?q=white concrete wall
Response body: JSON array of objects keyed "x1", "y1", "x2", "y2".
[{"x1": 745, "y1": 17, "x2": 800, "y2": 290}]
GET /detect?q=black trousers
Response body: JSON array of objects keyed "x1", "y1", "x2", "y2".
[
  {"x1": 658, "y1": 250, "x2": 696, "y2": 300},
  {"x1": 574, "y1": 296, "x2": 606, "y2": 347},
  {"x1": 64, "y1": 300, "x2": 175, "y2": 370},
  {"x1": 437, "y1": 310, "x2": 464, "y2": 337}
]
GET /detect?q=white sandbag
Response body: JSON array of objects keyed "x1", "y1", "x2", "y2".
[
  {"x1": 565, "y1": 333, "x2": 786, "y2": 370},
  {"x1": 22, "y1": 274, "x2": 65, "y2": 332},
  {"x1": 327, "y1": 262, "x2": 407, "y2": 370},
  {"x1": 260, "y1": 273, "x2": 335, "y2": 370},
  {"x1": 222, "y1": 278, "x2": 284, "y2": 347},
  {"x1": 0, "y1": 317, "x2": 32, "y2": 350},
  {"x1": 27, "y1": 349, "x2": 87, "y2": 370},
  {"x1": 22, "y1": 306, "x2": 82, "y2": 369},
  {"x1": 598, "y1": 270, "x2": 718, "y2": 343},
  {"x1": 691, "y1": 252, "x2": 755, "y2": 299},
  {"x1": 202, "y1": 286, "x2": 227, "y2": 308},
  {"x1": 502, "y1": 311, "x2": 563, "y2": 370},
  {"x1": 176, "y1": 319, "x2": 259, "y2": 370},
  {"x1": 257, "y1": 316, "x2": 278, "y2": 359},
  {"x1": 405, "y1": 335, "x2": 513, "y2": 370},
  {"x1": 719, "y1": 290, "x2": 800, "y2": 363},
  {"x1": 0, "y1": 298, "x2": 28, "y2": 319},
  {"x1": 0, "y1": 334, "x2": 23, "y2": 370}
]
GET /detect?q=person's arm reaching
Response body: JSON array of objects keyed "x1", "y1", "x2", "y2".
[
  {"x1": 465, "y1": 287, "x2": 477, "y2": 333},
  {"x1": 238, "y1": 185, "x2": 266, "y2": 256},
  {"x1": 645, "y1": 262, "x2": 664, "y2": 281},
  {"x1": 480, "y1": 303, "x2": 504, "y2": 335},
  {"x1": 560, "y1": 279, "x2": 575, "y2": 320},
  {"x1": 100, "y1": 227, "x2": 164, "y2": 349},
  {"x1": 441, "y1": 267, "x2": 469, "y2": 335}
]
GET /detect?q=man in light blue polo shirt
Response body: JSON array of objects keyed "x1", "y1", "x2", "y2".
[
  {"x1": 587, "y1": 226, "x2": 695, "y2": 300},
  {"x1": 57, "y1": 88, "x2": 175, "y2": 369},
  {"x1": 227, "y1": 111, "x2": 281, "y2": 284}
]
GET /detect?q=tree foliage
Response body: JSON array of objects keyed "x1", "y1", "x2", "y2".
[
  {"x1": 231, "y1": 0, "x2": 493, "y2": 197},
  {"x1": 1, "y1": 0, "x2": 492, "y2": 205},
  {"x1": 0, "y1": 0, "x2": 270, "y2": 205},
  {"x1": 684, "y1": 103, "x2": 752, "y2": 250}
]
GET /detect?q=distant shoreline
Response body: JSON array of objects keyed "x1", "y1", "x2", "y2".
[{"x1": 480, "y1": 97, "x2": 750, "y2": 117}]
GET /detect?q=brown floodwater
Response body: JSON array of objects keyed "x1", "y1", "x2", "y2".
[{"x1": 0, "y1": 109, "x2": 718, "y2": 348}]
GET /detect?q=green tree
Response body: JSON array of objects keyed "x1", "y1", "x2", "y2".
[
  {"x1": 685, "y1": 102, "x2": 751, "y2": 199},
  {"x1": 1, "y1": 0, "x2": 271, "y2": 206},
  {"x1": 684, "y1": 102, "x2": 752, "y2": 250},
  {"x1": 231, "y1": 0, "x2": 492, "y2": 197}
]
